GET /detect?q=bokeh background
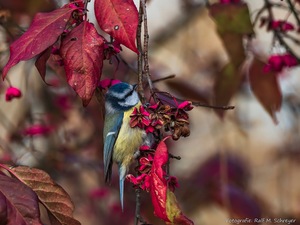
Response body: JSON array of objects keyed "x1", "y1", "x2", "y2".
[{"x1": 0, "y1": 0, "x2": 300, "y2": 224}]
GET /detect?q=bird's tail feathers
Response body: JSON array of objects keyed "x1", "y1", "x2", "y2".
[{"x1": 118, "y1": 164, "x2": 126, "y2": 211}]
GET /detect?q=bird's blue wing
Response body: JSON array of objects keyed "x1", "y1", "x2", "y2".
[{"x1": 103, "y1": 112, "x2": 124, "y2": 183}]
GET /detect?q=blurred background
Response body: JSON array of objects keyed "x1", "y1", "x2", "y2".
[{"x1": 0, "y1": 0, "x2": 300, "y2": 224}]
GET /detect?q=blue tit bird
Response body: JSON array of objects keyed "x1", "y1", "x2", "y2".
[{"x1": 103, "y1": 82, "x2": 145, "y2": 210}]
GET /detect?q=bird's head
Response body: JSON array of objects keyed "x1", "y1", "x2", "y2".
[{"x1": 105, "y1": 82, "x2": 139, "y2": 113}]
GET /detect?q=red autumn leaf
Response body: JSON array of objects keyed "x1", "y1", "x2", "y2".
[
  {"x1": 94, "y1": 0, "x2": 138, "y2": 53},
  {"x1": 150, "y1": 137, "x2": 193, "y2": 224},
  {"x1": 2, "y1": 6, "x2": 76, "y2": 79},
  {"x1": 60, "y1": 21, "x2": 104, "y2": 106},
  {"x1": 10, "y1": 166, "x2": 81, "y2": 225},
  {"x1": 0, "y1": 173, "x2": 42, "y2": 225},
  {"x1": 150, "y1": 137, "x2": 170, "y2": 222},
  {"x1": 249, "y1": 58, "x2": 282, "y2": 123}
]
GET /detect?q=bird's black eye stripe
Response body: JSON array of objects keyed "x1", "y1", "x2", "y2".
[{"x1": 124, "y1": 88, "x2": 134, "y2": 99}]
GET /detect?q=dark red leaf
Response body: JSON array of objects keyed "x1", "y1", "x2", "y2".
[
  {"x1": 2, "y1": 6, "x2": 76, "y2": 79},
  {"x1": 94, "y1": 0, "x2": 138, "y2": 53},
  {"x1": 212, "y1": 184, "x2": 261, "y2": 222},
  {"x1": 60, "y1": 21, "x2": 104, "y2": 106},
  {"x1": 35, "y1": 47, "x2": 52, "y2": 81},
  {"x1": 249, "y1": 58, "x2": 282, "y2": 123},
  {"x1": 194, "y1": 153, "x2": 249, "y2": 188},
  {"x1": 0, "y1": 173, "x2": 42, "y2": 225},
  {"x1": 155, "y1": 92, "x2": 190, "y2": 108},
  {"x1": 165, "y1": 78, "x2": 210, "y2": 104}
]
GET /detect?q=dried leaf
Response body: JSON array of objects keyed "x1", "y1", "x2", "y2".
[
  {"x1": 0, "y1": 0, "x2": 56, "y2": 16},
  {"x1": 209, "y1": 3, "x2": 253, "y2": 118},
  {"x1": 94, "y1": 0, "x2": 138, "y2": 53},
  {"x1": 209, "y1": 3, "x2": 253, "y2": 35},
  {"x1": 248, "y1": 58, "x2": 282, "y2": 123},
  {"x1": 10, "y1": 166, "x2": 81, "y2": 225},
  {"x1": 0, "y1": 173, "x2": 42, "y2": 225},
  {"x1": 60, "y1": 21, "x2": 104, "y2": 106},
  {"x1": 166, "y1": 190, "x2": 194, "y2": 225},
  {"x1": 213, "y1": 62, "x2": 243, "y2": 117},
  {"x1": 2, "y1": 6, "x2": 76, "y2": 79}
]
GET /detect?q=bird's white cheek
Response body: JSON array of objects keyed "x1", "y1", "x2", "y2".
[{"x1": 125, "y1": 92, "x2": 139, "y2": 106}]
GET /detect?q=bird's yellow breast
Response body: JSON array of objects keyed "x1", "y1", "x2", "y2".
[{"x1": 113, "y1": 104, "x2": 145, "y2": 168}]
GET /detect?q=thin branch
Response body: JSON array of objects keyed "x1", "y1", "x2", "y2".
[
  {"x1": 152, "y1": 74, "x2": 176, "y2": 83},
  {"x1": 252, "y1": 6, "x2": 267, "y2": 27},
  {"x1": 169, "y1": 153, "x2": 181, "y2": 160},
  {"x1": 192, "y1": 102, "x2": 235, "y2": 110},
  {"x1": 142, "y1": 0, "x2": 155, "y2": 95},
  {"x1": 135, "y1": 1, "x2": 145, "y2": 224},
  {"x1": 134, "y1": 188, "x2": 142, "y2": 225},
  {"x1": 83, "y1": 0, "x2": 91, "y2": 19},
  {"x1": 137, "y1": 0, "x2": 145, "y2": 102},
  {"x1": 286, "y1": 0, "x2": 300, "y2": 26},
  {"x1": 264, "y1": 0, "x2": 300, "y2": 60},
  {"x1": 282, "y1": 33, "x2": 300, "y2": 45}
]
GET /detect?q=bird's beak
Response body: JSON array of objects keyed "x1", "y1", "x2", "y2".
[{"x1": 132, "y1": 84, "x2": 138, "y2": 90}]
